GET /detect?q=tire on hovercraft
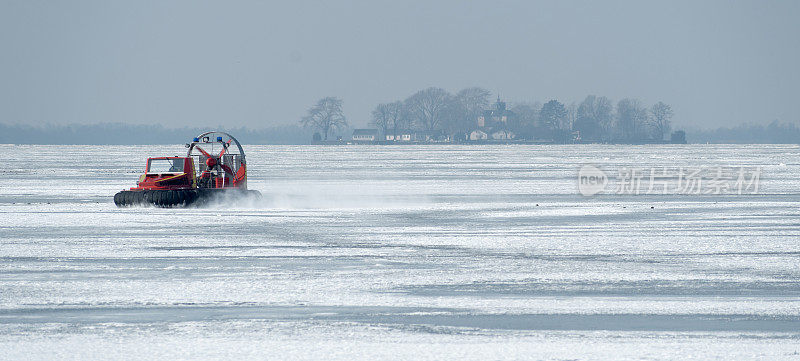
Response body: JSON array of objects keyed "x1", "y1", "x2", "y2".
[{"x1": 114, "y1": 190, "x2": 195, "y2": 208}]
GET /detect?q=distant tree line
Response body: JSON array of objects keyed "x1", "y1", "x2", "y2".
[
  {"x1": 0, "y1": 123, "x2": 311, "y2": 144},
  {"x1": 2, "y1": 119, "x2": 797, "y2": 145},
  {"x1": 346, "y1": 87, "x2": 680, "y2": 142},
  {"x1": 4, "y1": 100, "x2": 797, "y2": 145},
  {"x1": 687, "y1": 120, "x2": 800, "y2": 144}
]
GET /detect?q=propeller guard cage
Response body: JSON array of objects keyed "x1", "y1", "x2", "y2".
[{"x1": 187, "y1": 131, "x2": 249, "y2": 190}]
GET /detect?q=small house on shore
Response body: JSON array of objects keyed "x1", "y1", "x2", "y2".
[
  {"x1": 386, "y1": 129, "x2": 415, "y2": 142},
  {"x1": 385, "y1": 130, "x2": 449, "y2": 142},
  {"x1": 352, "y1": 129, "x2": 379, "y2": 142},
  {"x1": 490, "y1": 129, "x2": 516, "y2": 140},
  {"x1": 469, "y1": 129, "x2": 488, "y2": 140}
]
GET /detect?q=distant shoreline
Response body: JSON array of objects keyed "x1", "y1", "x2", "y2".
[
  {"x1": 1, "y1": 122, "x2": 798, "y2": 145},
  {"x1": 7, "y1": 142, "x2": 800, "y2": 147},
  {"x1": 318, "y1": 139, "x2": 685, "y2": 145}
]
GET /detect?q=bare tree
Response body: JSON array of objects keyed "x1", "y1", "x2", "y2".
[
  {"x1": 539, "y1": 100, "x2": 568, "y2": 131},
  {"x1": 445, "y1": 87, "x2": 491, "y2": 136},
  {"x1": 650, "y1": 101, "x2": 674, "y2": 140},
  {"x1": 564, "y1": 102, "x2": 577, "y2": 131},
  {"x1": 595, "y1": 96, "x2": 614, "y2": 141},
  {"x1": 373, "y1": 101, "x2": 410, "y2": 140},
  {"x1": 371, "y1": 103, "x2": 392, "y2": 137},
  {"x1": 456, "y1": 87, "x2": 491, "y2": 120},
  {"x1": 576, "y1": 95, "x2": 599, "y2": 139},
  {"x1": 387, "y1": 101, "x2": 410, "y2": 138},
  {"x1": 575, "y1": 95, "x2": 614, "y2": 140},
  {"x1": 616, "y1": 98, "x2": 648, "y2": 140},
  {"x1": 405, "y1": 87, "x2": 453, "y2": 131},
  {"x1": 300, "y1": 97, "x2": 347, "y2": 141},
  {"x1": 511, "y1": 102, "x2": 541, "y2": 126},
  {"x1": 510, "y1": 102, "x2": 540, "y2": 139}
]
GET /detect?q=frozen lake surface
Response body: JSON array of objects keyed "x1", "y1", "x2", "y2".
[{"x1": 1, "y1": 144, "x2": 799, "y2": 360}]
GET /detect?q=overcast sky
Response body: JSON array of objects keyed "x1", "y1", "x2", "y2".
[{"x1": 1, "y1": 0, "x2": 798, "y2": 129}]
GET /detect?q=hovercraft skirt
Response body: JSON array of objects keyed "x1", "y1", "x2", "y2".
[{"x1": 113, "y1": 189, "x2": 260, "y2": 207}]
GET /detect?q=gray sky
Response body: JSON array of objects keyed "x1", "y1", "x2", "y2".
[{"x1": 1, "y1": 0, "x2": 798, "y2": 129}]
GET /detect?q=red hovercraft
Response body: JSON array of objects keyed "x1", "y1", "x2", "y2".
[{"x1": 114, "y1": 131, "x2": 261, "y2": 207}]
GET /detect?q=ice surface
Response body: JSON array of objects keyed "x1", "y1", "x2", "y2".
[{"x1": 1, "y1": 144, "x2": 799, "y2": 360}]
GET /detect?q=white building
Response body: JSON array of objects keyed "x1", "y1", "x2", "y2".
[
  {"x1": 469, "y1": 129, "x2": 488, "y2": 140},
  {"x1": 385, "y1": 130, "x2": 414, "y2": 142},
  {"x1": 491, "y1": 129, "x2": 516, "y2": 140},
  {"x1": 352, "y1": 129, "x2": 379, "y2": 142}
]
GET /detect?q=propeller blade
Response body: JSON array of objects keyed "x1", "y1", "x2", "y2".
[
  {"x1": 218, "y1": 139, "x2": 233, "y2": 158},
  {"x1": 220, "y1": 164, "x2": 235, "y2": 176},
  {"x1": 194, "y1": 145, "x2": 213, "y2": 158}
]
